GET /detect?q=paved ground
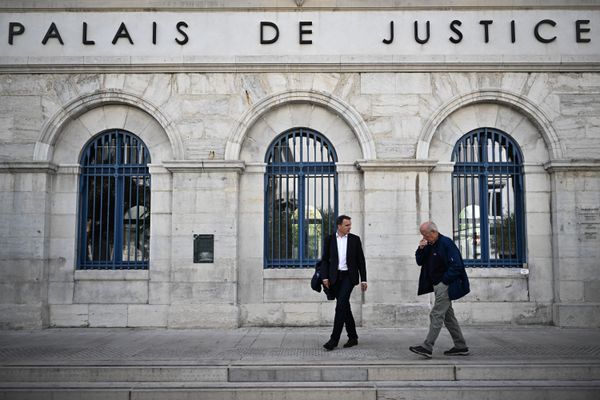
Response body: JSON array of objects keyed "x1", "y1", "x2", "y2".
[{"x1": 1, "y1": 325, "x2": 599, "y2": 366}]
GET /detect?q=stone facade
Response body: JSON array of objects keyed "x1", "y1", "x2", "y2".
[{"x1": 1, "y1": 1, "x2": 599, "y2": 329}]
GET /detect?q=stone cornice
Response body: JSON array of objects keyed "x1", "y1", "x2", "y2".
[
  {"x1": 2, "y1": 61, "x2": 600, "y2": 74},
  {"x1": 0, "y1": 161, "x2": 58, "y2": 174},
  {"x1": 1, "y1": 0, "x2": 597, "y2": 11},
  {"x1": 355, "y1": 159, "x2": 437, "y2": 172},
  {"x1": 544, "y1": 159, "x2": 600, "y2": 173},
  {"x1": 162, "y1": 160, "x2": 246, "y2": 173}
]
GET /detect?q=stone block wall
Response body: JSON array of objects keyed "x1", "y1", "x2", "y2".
[{"x1": 0, "y1": 68, "x2": 599, "y2": 328}]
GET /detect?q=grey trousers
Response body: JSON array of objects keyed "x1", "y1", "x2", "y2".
[{"x1": 423, "y1": 282, "x2": 467, "y2": 351}]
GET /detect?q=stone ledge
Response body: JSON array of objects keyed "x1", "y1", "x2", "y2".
[
  {"x1": 74, "y1": 270, "x2": 149, "y2": 281},
  {"x1": 0, "y1": 162, "x2": 58, "y2": 174},
  {"x1": 355, "y1": 160, "x2": 437, "y2": 172},
  {"x1": 466, "y1": 268, "x2": 529, "y2": 279},
  {"x1": 163, "y1": 160, "x2": 245, "y2": 173},
  {"x1": 264, "y1": 269, "x2": 313, "y2": 279},
  {"x1": 544, "y1": 159, "x2": 600, "y2": 172}
]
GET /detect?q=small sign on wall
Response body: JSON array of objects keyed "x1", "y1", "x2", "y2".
[
  {"x1": 193, "y1": 234, "x2": 214, "y2": 263},
  {"x1": 577, "y1": 207, "x2": 600, "y2": 242}
]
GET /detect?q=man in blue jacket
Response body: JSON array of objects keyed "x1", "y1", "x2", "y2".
[{"x1": 409, "y1": 221, "x2": 470, "y2": 359}]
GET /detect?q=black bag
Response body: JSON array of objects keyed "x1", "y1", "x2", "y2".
[
  {"x1": 311, "y1": 262, "x2": 323, "y2": 293},
  {"x1": 311, "y1": 261, "x2": 335, "y2": 300}
]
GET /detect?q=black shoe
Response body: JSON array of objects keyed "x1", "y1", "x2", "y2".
[
  {"x1": 409, "y1": 345, "x2": 432, "y2": 359},
  {"x1": 343, "y1": 338, "x2": 358, "y2": 348},
  {"x1": 443, "y1": 347, "x2": 469, "y2": 356},
  {"x1": 323, "y1": 340, "x2": 338, "y2": 351}
]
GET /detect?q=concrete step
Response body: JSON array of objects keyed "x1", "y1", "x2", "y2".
[
  {"x1": 1, "y1": 380, "x2": 600, "y2": 400},
  {"x1": 1, "y1": 362, "x2": 599, "y2": 382},
  {"x1": 1, "y1": 362, "x2": 599, "y2": 399}
]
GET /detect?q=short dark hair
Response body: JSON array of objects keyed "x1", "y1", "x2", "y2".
[{"x1": 336, "y1": 215, "x2": 351, "y2": 226}]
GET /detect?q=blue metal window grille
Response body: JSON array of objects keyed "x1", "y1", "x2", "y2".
[
  {"x1": 264, "y1": 127, "x2": 338, "y2": 269},
  {"x1": 451, "y1": 127, "x2": 526, "y2": 268},
  {"x1": 77, "y1": 130, "x2": 151, "y2": 270}
]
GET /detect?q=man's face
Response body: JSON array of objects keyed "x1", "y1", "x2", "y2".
[
  {"x1": 420, "y1": 228, "x2": 439, "y2": 244},
  {"x1": 337, "y1": 219, "x2": 352, "y2": 236}
]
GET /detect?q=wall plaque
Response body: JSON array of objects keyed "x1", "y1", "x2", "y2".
[{"x1": 193, "y1": 234, "x2": 214, "y2": 263}]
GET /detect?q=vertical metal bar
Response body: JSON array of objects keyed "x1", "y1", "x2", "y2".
[
  {"x1": 264, "y1": 170, "x2": 269, "y2": 268},
  {"x1": 480, "y1": 130, "x2": 486, "y2": 265},
  {"x1": 98, "y1": 176, "x2": 105, "y2": 267},
  {"x1": 79, "y1": 172, "x2": 88, "y2": 267},
  {"x1": 506, "y1": 139, "x2": 513, "y2": 264},
  {"x1": 106, "y1": 180, "x2": 113, "y2": 267},
  {"x1": 454, "y1": 141, "x2": 468, "y2": 253},
  {"x1": 313, "y1": 136, "x2": 317, "y2": 261},
  {"x1": 469, "y1": 134, "x2": 475, "y2": 260},
  {"x1": 499, "y1": 134, "x2": 505, "y2": 263},
  {"x1": 127, "y1": 173, "x2": 133, "y2": 264},
  {"x1": 287, "y1": 133, "x2": 292, "y2": 265}
]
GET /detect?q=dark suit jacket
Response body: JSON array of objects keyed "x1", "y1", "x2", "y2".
[
  {"x1": 415, "y1": 233, "x2": 470, "y2": 301},
  {"x1": 320, "y1": 233, "x2": 367, "y2": 286}
]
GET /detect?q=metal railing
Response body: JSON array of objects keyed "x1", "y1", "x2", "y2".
[
  {"x1": 264, "y1": 127, "x2": 338, "y2": 268},
  {"x1": 451, "y1": 128, "x2": 525, "y2": 268},
  {"x1": 78, "y1": 130, "x2": 151, "y2": 270}
]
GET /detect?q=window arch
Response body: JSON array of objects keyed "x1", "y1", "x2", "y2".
[
  {"x1": 77, "y1": 130, "x2": 151, "y2": 270},
  {"x1": 264, "y1": 127, "x2": 338, "y2": 269},
  {"x1": 451, "y1": 128, "x2": 526, "y2": 268}
]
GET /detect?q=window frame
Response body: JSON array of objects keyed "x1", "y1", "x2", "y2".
[
  {"x1": 263, "y1": 127, "x2": 338, "y2": 269},
  {"x1": 451, "y1": 127, "x2": 526, "y2": 268},
  {"x1": 77, "y1": 129, "x2": 151, "y2": 270}
]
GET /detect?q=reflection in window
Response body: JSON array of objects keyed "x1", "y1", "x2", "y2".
[
  {"x1": 77, "y1": 130, "x2": 151, "y2": 270},
  {"x1": 451, "y1": 128, "x2": 526, "y2": 268},
  {"x1": 264, "y1": 127, "x2": 338, "y2": 268}
]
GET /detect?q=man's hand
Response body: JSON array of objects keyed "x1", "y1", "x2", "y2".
[
  {"x1": 322, "y1": 279, "x2": 330, "y2": 289},
  {"x1": 361, "y1": 282, "x2": 368, "y2": 292},
  {"x1": 418, "y1": 238, "x2": 428, "y2": 249}
]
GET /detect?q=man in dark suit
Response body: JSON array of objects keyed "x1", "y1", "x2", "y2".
[{"x1": 321, "y1": 215, "x2": 367, "y2": 351}]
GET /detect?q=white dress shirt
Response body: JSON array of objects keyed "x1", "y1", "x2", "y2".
[{"x1": 336, "y1": 232, "x2": 348, "y2": 271}]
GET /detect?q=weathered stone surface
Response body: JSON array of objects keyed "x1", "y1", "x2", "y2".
[{"x1": 1, "y1": 17, "x2": 600, "y2": 330}]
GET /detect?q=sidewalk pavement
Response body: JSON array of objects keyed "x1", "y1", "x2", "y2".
[{"x1": 1, "y1": 325, "x2": 599, "y2": 366}]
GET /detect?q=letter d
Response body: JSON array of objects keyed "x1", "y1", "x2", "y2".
[{"x1": 260, "y1": 21, "x2": 279, "y2": 44}]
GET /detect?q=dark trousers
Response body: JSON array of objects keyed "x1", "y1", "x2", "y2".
[{"x1": 330, "y1": 271, "x2": 357, "y2": 343}]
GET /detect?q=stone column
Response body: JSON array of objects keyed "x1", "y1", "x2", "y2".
[
  {"x1": 547, "y1": 160, "x2": 600, "y2": 327},
  {"x1": 126, "y1": 164, "x2": 173, "y2": 327},
  {"x1": 0, "y1": 162, "x2": 56, "y2": 329},
  {"x1": 356, "y1": 160, "x2": 435, "y2": 327},
  {"x1": 164, "y1": 160, "x2": 244, "y2": 328}
]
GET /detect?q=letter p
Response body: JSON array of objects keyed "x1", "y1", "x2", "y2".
[{"x1": 9, "y1": 22, "x2": 25, "y2": 45}]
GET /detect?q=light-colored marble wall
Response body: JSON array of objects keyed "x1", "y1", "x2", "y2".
[{"x1": 1, "y1": 69, "x2": 599, "y2": 328}]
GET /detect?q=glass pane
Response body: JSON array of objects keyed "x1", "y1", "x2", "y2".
[
  {"x1": 122, "y1": 175, "x2": 151, "y2": 262},
  {"x1": 79, "y1": 131, "x2": 151, "y2": 269},
  {"x1": 265, "y1": 128, "x2": 337, "y2": 268},
  {"x1": 454, "y1": 175, "x2": 481, "y2": 260},
  {"x1": 266, "y1": 174, "x2": 298, "y2": 267},
  {"x1": 86, "y1": 175, "x2": 116, "y2": 263},
  {"x1": 452, "y1": 128, "x2": 524, "y2": 267},
  {"x1": 303, "y1": 175, "x2": 336, "y2": 261},
  {"x1": 489, "y1": 175, "x2": 517, "y2": 260}
]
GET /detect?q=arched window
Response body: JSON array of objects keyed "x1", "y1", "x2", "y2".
[
  {"x1": 264, "y1": 127, "x2": 338, "y2": 268},
  {"x1": 77, "y1": 130, "x2": 151, "y2": 270},
  {"x1": 451, "y1": 128, "x2": 526, "y2": 268}
]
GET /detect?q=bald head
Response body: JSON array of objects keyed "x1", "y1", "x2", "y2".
[
  {"x1": 419, "y1": 221, "x2": 439, "y2": 244},
  {"x1": 419, "y1": 221, "x2": 438, "y2": 234}
]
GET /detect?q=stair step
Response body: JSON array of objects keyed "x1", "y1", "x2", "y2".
[
  {"x1": 1, "y1": 381, "x2": 599, "y2": 400},
  {"x1": 1, "y1": 363, "x2": 598, "y2": 383}
]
